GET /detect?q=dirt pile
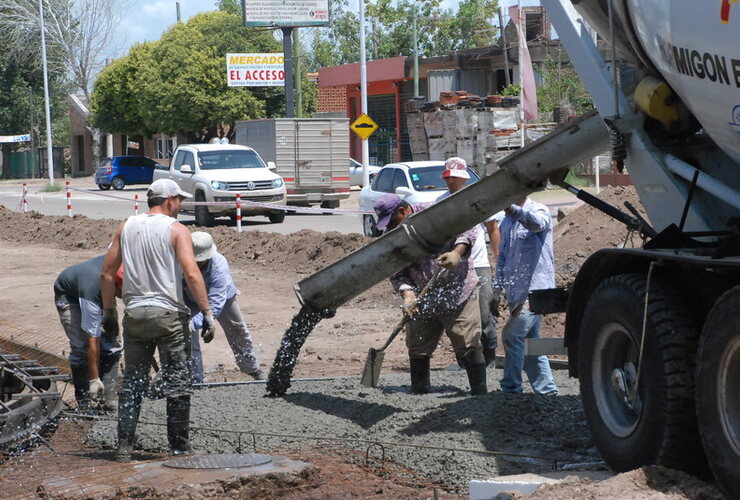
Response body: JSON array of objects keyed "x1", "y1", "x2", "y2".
[
  {"x1": 553, "y1": 185, "x2": 647, "y2": 286},
  {"x1": 512, "y1": 466, "x2": 724, "y2": 499}
]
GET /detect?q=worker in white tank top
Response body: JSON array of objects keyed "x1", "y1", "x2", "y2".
[{"x1": 100, "y1": 179, "x2": 215, "y2": 463}]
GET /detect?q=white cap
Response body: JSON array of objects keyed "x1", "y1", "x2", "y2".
[
  {"x1": 443, "y1": 157, "x2": 471, "y2": 179},
  {"x1": 147, "y1": 179, "x2": 192, "y2": 200},
  {"x1": 191, "y1": 232, "x2": 217, "y2": 262}
]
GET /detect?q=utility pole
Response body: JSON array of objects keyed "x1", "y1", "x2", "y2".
[
  {"x1": 413, "y1": 4, "x2": 419, "y2": 97},
  {"x1": 176, "y1": 2, "x2": 181, "y2": 22},
  {"x1": 498, "y1": 8, "x2": 511, "y2": 87},
  {"x1": 39, "y1": 0, "x2": 54, "y2": 184},
  {"x1": 293, "y1": 28, "x2": 302, "y2": 117},
  {"x1": 359, "y1": 0, "x2": 369, "y2": 186},
  {"x1": 28, "y1": 87, "x2": 35, "y2": 178},
  {"x1": 282, "y1": 27, "x2": 295, "y2": 117}
]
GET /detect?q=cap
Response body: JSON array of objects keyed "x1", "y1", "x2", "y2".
[
  {"x1": 442, "y1": 157, "x2": 470, "y2": 179},
  {"x1": 192, "y1": 231, "x2": 217, "y2": 262},
  {"x1": 147, "y1": 178, "x2": 192, "y2": 200},
  {"x1": 373, "y1": 193, "x2": 404, "y2": 230}
]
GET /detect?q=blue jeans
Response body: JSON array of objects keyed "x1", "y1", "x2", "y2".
[{"x1": 501, "y1": 305, "x2": 558, "y2": 394}]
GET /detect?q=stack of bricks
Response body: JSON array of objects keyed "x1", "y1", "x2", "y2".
[{"x1": 317, "y1": 85, "x2": 348, "y2": 113}]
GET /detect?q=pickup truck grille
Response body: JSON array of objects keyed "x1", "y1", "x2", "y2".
[
  {"x1": 242, "y1": 194, "x2": 283, "y2": 202},
  {"x1": 228, "y1": 180, "x2": 274, "y2": 191}
]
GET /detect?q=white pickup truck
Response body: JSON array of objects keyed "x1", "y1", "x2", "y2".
[{"x1": 153, "y1": 144, "x2": 287, "y2": 226}]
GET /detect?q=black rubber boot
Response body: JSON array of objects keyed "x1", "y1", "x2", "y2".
[
  {"x1": 167, "y1": 396, "x2": 194, "y2": 455},
  {"x1": 116, "y1": 390, "x2": 143, "y2": 462},
  {"x1": 70, "y1": 363, "x2": 91, "y2": 411},
  {"x1": 465, "y1": 362, "x2": 488, "y2": 395},
  {"x1": 409, "y1": 357, "x2": 431, "y2": 394}
]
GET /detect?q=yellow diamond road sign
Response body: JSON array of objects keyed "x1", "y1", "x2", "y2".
[{"x1": 350, "y1": 113, "x2": 379, "y2": 140}]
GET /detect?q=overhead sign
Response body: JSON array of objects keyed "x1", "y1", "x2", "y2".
[
  {"x1": 242, "y1": 0, "x2": 330, "y2": 27},
  {"x1": 350, "y1": 113, "x2": 379, "y2": 140},
  {"x1": 0, "y1": 134, "x2": 30, "y2": 143},
  {"x1": 227, "y1": 53, "x2": 285, "y2": 87}
]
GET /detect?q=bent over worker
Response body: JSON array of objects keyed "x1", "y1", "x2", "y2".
[
  {"x1": 187, "y1": 232, "x2": 265, "y2": 383},
  {"x1": 54, "y1": 255, "x2": 121, "y2": 411},
  {"x1": 101, "y1": 179, "x2": 215, "y2": 462},
  {"x1": 373, "y1": 193, "x2": 487, "y2": 395}
]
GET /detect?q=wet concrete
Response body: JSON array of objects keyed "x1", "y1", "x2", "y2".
[{"x1": 89, "y1": 368, "x2": 599, "y2": 492}]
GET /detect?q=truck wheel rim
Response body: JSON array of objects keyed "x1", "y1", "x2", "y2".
[
  {"x1": 718, "y1": 334, "x2": 740, "y2": 456},
  {"x1": 364, "y1": 216, "x2": 374, "y2": 235},
  {"x1": 593, "y1": 322, "x2": 642, "y2": 438}
]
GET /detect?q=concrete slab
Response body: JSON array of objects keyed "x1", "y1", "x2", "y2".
[{"x1": 469, "y1": 470, "x2": 614, "y2": 499}]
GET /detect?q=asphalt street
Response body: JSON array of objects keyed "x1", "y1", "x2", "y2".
[{"x1": 0, "y1": 178, "x2": 582, "y2": 235}]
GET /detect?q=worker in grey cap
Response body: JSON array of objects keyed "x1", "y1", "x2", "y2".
[
  {"x1": 373, "y1": 193, "x2": 487, "y2": 395},
  {"x1": 101, "y1": 178, "x2": 215, "y2": 462},
  {"x1": 187, "y1": 231, "x2": 265, "y2": 383}
]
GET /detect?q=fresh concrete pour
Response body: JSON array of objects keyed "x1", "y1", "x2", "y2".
[{"x1": 89, "y1": 369, "x2": 598, "y2": 492}]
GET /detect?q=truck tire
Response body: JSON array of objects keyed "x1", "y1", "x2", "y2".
[
  {"x1": 194, "y1": 192, "x2": 215, "y2": 227},
  {"x1": 578, "y1": 273, "x2": 706, "y2": 475},
  {"x1": 320, "y1": 200, "x2": 339, "y2": 212},
  {"x1": 696, "y1": 285, "x2": 740, "y2": 497},
  {"x1": 268, "y1": 211, "x2": 285, "y2": 223},
  {"x1": 363, "y1": 215, "x2": 381, "y2": 238}
]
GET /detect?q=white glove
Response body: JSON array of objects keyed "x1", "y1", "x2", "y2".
[
  {"x1": 200, "y1": 310, "x2": 216, "y2": 343},
  {"x1": 436, "y1": 251, "x2": 462, "y2": 269},
  {"x1": 89, "y1": 377, "x2": 105, "y2": 400}
]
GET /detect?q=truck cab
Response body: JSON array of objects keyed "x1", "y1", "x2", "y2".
[{"x1": 153, "y1": 144, "x2": 287, "y2": 226}]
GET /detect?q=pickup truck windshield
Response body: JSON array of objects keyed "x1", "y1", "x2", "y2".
[
  {"x1": 198, "y1": 150, "x2": 265, "y2": 170},
  {"x1": 409, "y1": 166, "x2": 479, "y2": 191}
]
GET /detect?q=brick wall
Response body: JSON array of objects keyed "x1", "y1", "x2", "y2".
[{"x1": 318, "y1": 85, "x2": 348, "y2": 113}]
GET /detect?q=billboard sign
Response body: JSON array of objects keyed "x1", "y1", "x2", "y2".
[
  {"x1": 226, "y1": 53, "x2": 285, "y2": 87},
  {"x1": 242, "y1": 0, "x2": 330, "y2": 27}
]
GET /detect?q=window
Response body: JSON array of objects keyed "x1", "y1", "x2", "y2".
[
  {"x1": 374, "y1": 168, "x2": 395, "y2": 193},
  {"x1": 156, "y1": 137, "x2": 176, "y2": 160},
  {"x1": 197, "y1": 150, "x2": 265, "y2": 170},
  {"x1": 172, "y1": 151, "x2": 188, "y2": 171},
  {"x1": 392, "y1": 169, "x2": 408, "y2": 190},
  {"x1": 408, "y1": 165, "x2": 480, "y2": 191}
]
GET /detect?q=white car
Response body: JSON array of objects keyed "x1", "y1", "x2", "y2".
[
  {"x1": 349, "y1": 158, "x2": 381, "y2": 187},
  {"x1": 152, "y1": 144, "x2": 287, "y2": 227},
  {"x1": 358, "y1": 161, "x2": 480, "y2": 237}
]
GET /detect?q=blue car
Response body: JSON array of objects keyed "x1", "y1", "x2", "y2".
[{"x1": 95, "y1": 156, "x2": 163, "y2": 190}]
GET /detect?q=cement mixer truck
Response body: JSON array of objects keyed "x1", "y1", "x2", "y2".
[{"x1": 267, "y1": 0, "x2": 740, "y2": 495}]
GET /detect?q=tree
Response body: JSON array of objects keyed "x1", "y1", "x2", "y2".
[{"x1": 536, "y1": 57, "x2": 592, "y2": 116}]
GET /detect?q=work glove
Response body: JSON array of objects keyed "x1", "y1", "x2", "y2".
[
  {"x1": 402, "y1": 293, "x2": 418, "y2": 319},
  {"x1": 490, "y1": 287, "x2": 505, "y2": 317},
  {"x1": 89, "y1": 377, "x2": 105, "y2": 400},
  {"x1": 101, "y1": 309, "x2": 119, "y2": 339},
  {"x1": 436, "y1": 251, "x2": 462, "y2": 270},
  {"x1": 200, "y1": 310, "x2": 216, "y2": 343}
]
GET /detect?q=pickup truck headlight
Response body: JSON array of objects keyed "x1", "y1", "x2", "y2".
[
  {"x1": 272, "y1": 178, "x2": 284, "y2": 189},
  {"x1": 211, "y1": 180, "x2": 229, "y2": 191}
]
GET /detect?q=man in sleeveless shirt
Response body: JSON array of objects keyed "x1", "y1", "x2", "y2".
[{"x1": 101, "y1": 179, "x2": 215, "y2": 462}]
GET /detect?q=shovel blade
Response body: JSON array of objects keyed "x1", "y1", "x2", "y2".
[{"x1": 360, "y1": 348, "x2": 385, "y2": 388}]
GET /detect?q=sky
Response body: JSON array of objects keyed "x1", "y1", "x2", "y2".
[{"x1": 114, "y1": 0, "x2": 543, "y2": 56}]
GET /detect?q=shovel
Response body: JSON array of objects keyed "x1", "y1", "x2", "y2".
[{"x1": 360, "y1": 269, "x2": 444, "y2": 388}]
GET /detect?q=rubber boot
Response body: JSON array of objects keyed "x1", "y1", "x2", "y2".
[
  {"x1": 100, "y1": 355, "x2": 120, "y2": 412},
  {"x1": 465, "y1": 362, "x2": 488, "y2": 395},
  {"x1": 116, "y1": 390, "x2": 143, "y2": 462},
  {"x1": 166, "y1": 396, "x2": 194, "y2": 456},
  {"x1": 409, "y1": 357, "x2": 431, "y2": 394},
  {"x1": 70, "y1": 364, "x2": 91, "y2": 412}
]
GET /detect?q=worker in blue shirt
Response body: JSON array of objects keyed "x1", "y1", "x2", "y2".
[
  {"x1": 186, "y1": 232, "x2": 264, "y2": 383},
  {"x1": 494, "y1": 196, "x2": 559, "y2": 395}
]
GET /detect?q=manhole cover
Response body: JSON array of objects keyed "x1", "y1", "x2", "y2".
[{"x1": 162, "y1": 453, "x2": 273, "y2": 469}]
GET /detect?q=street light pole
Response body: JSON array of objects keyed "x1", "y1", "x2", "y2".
[
  {"x1": 359, "y1": 0, "x2": 370, "y2": 186},
  {"x1": 39, "y1": 0, "x2": 54, "y2": 184},
  {"x1": 413, "y1": 4, "x2": 419, "y2": 98}
]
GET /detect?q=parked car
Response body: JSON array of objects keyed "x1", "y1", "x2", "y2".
[
  {"x1": 95, "y1": 156, "x2": 163, "y2": 190},
  {"x1": 348, "y1": 158, "x2": 381, "y2": 187},
  {"x1": 151, "y1": 144, "x2": 287, "y2": 227},
  {"x1": 358, "y1": 161, "x2": 480, "y2": 237}
]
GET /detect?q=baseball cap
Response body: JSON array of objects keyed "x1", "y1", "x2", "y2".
[
  {"x1": 373, "y1": 193, "x2": 404, "y2": 230},
  {"x1": 442, "y1": 157, "x2": 470, "y2": 179},
  {"x1": 191, "y1": 231, "x2": 217, "y2": 262},
  {"x1": 147, "y1": 178, "x2": 192, "y2": 200}
]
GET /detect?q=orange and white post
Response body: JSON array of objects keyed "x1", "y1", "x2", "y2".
[
  {"x1": 65, "y1": 181, "x2": 72, "y2": 217},
  {"x1": 22, "y1": 183, "x2": 28, "y2": 213},
  {"x1": 235, "y1": 193, "x2": 242, "y2": 233},
  {"x1": 134, "y1": 194, "x2": 139, "y2": 215}
]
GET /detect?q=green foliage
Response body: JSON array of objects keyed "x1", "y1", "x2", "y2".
[
  {"x1": 536, "y1": 57, "x2": 592, "y2": 115},
  {"x1": 216, "y1": 0, "x2": 241, "y2": 16},
  {"x1": 564, "y1": 169, "x2": 591, "y2": 187},
  {"x1": 41, "y1": 182, "x2": 64, "y2": 192},
  {"x1": 501, "y1": 84, "x2": 520, "y2": 96},
  {"x1": 92, "y1": 11, "x2": 289, "y2": 142}
]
